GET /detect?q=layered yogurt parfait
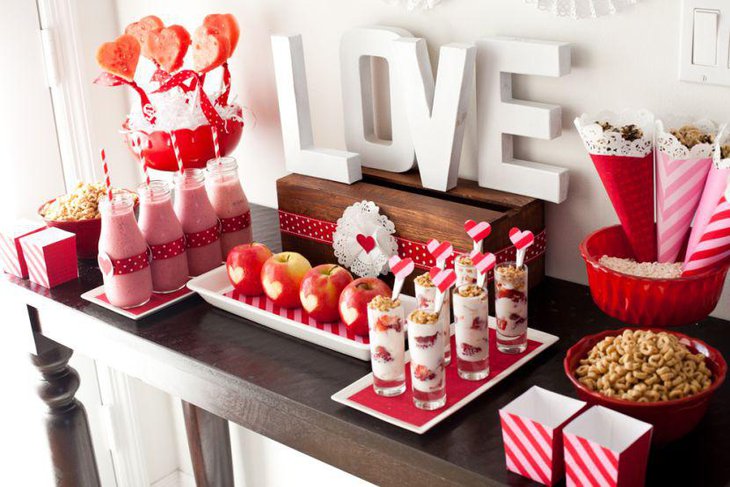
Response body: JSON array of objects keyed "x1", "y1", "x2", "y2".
[
  {"x1": 367, "y1": 295, "x2": 406, "y2": 397},
  {"x1": 453, "y1": 284, "x2": 490, "y2": 380},
  {"x1": 494, "y1": 262, "x2": 528, "y2": 354},
  {"x1": 406, "y1": 310, "x2": 447, "y2": 410},
  {"x1": 414, "y1": 272, "x2": 451, "y2": 365}
]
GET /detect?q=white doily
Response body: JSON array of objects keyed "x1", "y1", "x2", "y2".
[
  {"x1": 574, "y1": 110, "x2": 654, "y2": 157},
  {"x1": 526, "y1": 0, "x2": 639, "y2": 19},
  {"x1": 382, "y1": 0, "x2": 442, "y2": 10},
  {"x1": 656, "y1": 117, "x2": 718, "y2": 160},
  {"x1": 332, "y1": 201, "x2": 399, "y2": 277},
  {"x1": 713, "y1": 124, "x2": 730, "y2": 169}
]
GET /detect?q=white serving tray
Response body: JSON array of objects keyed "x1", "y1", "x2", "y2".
[
  {"x1": 187, "y1": 265, "x2": 419, "y2": 361},
  {"x1": 331, "y1": 321, "x2": 559, "y2": 434},
  {"x1": 81, "y1": 284, "x2": 195, "y2": 320}
]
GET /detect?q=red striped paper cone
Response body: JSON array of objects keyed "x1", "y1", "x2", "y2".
[
  {"x1": 591, "y1": 152, "x2": 656, "y2": 262},
  {"x1": 655, "y1": 152, "x2": 712, "y2": 263},
  {"x1": 682, "y1": 196, "x2": 730, "y2": 276}
]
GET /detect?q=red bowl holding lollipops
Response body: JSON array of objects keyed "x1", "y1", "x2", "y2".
[
  {"x1": 564, "y1": 328, "x2": 727, "y2": 444},
  {"x1": 580, "y1": 225, "x2": 729, "y2": 327}
]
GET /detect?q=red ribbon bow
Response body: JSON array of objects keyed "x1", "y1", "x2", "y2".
[
  {"x1": 154, "y1": 70, "x2": 226, "y2": 132},
  {"x1": 94, "y1": 72, "x2": 156, "y2": 124}
]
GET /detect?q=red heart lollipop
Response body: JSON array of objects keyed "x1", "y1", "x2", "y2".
[
  {"x1": 148, "y1": 25, "x2": 191, "y2": 73},
  {"x1": 509, "y1": 227, "x2": 535, "y2": 250},
  {"x1": 192, "y1": 26, "x2": 230, "y2": 74},
  {"x1": 464, "y1": 220, "x2": 491, "y2": 243},
  {"x1": 429, "y1": 267, "x2": 456, "y2": 293},
  {"x1": 96, "y1": 34, "x2": 141, "y2": 82}
]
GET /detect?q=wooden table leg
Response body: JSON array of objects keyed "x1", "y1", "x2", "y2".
[
  {"x1": 182, "y1": 401, "x2": 234, "y2": 487},
  {"x1": 31, "y1": 335, "x2": 101, "y2": 487}
]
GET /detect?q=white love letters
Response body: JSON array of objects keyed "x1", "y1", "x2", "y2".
[{"x1": 271, "y1": 28, "x2": 572, "y2": 203}]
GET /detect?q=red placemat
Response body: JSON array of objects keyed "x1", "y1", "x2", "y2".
[
  {"x1": 224, "y1": 289, "x2": 369, "y2": 344},
  {"x1": 348, "y1": 330, "x2": 540, "y2": 427},
  {"x1": 97, "y1": 286, "x2": 192, "y2": 316}
]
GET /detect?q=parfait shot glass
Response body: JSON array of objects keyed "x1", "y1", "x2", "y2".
[
  {"x1": 414, "y1": 272, "x2": 451, "y2": 366},
  {"x1": 494, "y1": 262, "x2": 528, "y2": 354},
  {"x1": 454, "y1": 254, "x2": 477, "y2": 287},
  {"x1": 367, "y1": 296, "x2": 406, "y2": 397},
  {"x1": 407, "y1": 310, "x2": 447, "y2": 410},
  {"x1": 453, "y1": 284, "x2": 490, "y2": 380}
]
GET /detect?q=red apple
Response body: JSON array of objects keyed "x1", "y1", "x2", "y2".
[
  {"x1": 299, "y1": 264, "x2": 353, "y2": 322},
  {"x1": 260, "y1": 251, "x2": 312, "y2": 308},
  {"x1": 226, "y1": 243, "x2": 273, "y2": 296},
  {"x1": 338, "y1": 277, "x2": 392, "y2": 336}
]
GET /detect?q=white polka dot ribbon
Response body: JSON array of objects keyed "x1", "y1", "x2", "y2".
[
  {"x1": 185, "y1": 224, "x2": 221, "y2": 249},
  {"x1": 110, "y1": 249, "x2": 151, "y2": 276},
  {"x1": 150, "y1": 236, "x2": 186, "y2": 261},
  {"x1": 220, "y1": 211, "x2": 251, "y2": 234},
  {"x1": 278, "y1": 209, "x2": 547, "y2": 271}
]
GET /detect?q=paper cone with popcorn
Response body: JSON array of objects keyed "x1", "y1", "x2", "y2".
[
  {"x1": 499, "y1": 386, "x2": 587, "y2": 486},
  {"x1": 575, "y1": 110, "x2": 656, "y2": 262},
  {"x1": 654, "y1": 118, "x2": 716, "y2": 263}
]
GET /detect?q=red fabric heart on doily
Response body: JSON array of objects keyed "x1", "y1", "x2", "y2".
[{"x1": 356, "y1": 234, "x2": 376, "y2": 253}]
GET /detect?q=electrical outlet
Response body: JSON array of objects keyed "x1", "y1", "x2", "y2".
[{"x1": 680, "y1": 0, "x2": 730, "y2": 86}]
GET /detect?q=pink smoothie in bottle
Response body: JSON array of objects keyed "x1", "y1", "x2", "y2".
[
  {"x1": 205, "y1": 157, "x2": 252, "y2": 258},
  {"x1": 174, "y1": 168, "x2": 222, "y2": 276},
  {"x1": 138, "y1": 181, "x2": 189, "y2": 293},
  {"x1": 98, "y1": 193, "x2": 153, "y2": 308}
]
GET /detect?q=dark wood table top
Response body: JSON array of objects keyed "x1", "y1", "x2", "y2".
[{"x1": 4, "y1": 205, "x2": 729, "y2": 487}]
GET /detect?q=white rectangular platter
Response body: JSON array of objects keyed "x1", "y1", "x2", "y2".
[{"x1": 187, "y1": 265, "x2": 419, "y2": 361}]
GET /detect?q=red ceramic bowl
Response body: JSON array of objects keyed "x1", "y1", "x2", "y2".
[
  {"x1": 564, "y1": 328, "x2": 726, "y2": 444},
  {"x1": 580, "y1": 225, "x2": 729, "y2": 327},
  {"x1": 39, "y1": 191, "x2": 138, "y2": 260},
  {"x1": 121, "y1": 109, "x2": 243, "y2": 172}
]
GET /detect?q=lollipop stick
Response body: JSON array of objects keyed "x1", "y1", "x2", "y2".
[
  {"x1": 434, "y1": 290, "x2": 445, "y2": 314},
  {"x1": 392, "y1": 278, "x2": 404, "y2": 301},
  {"x1": 516, "y1": 248, "x2": 526, "y2": 268}
]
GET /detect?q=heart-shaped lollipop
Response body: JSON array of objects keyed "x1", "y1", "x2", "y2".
[
  {"x1": 148, "y1": 25, "x2": 191, "y2": 73},
  {"x1": 388, "y1": 255, "x2": 414, "y2": 299},
  {"x1": 192, "y1": 25, "x2": 230, "y2": 74},
  {"x1": 124, "y1": 15, "x2": 164, "y2": 59},
  {"x1": 464, "y1": 220, "x2": 491, "y2": 245},
  {"x1": 469, "y1": 250, "x2": 496, "y2": 274},
  {"x1": 356, "y1": 234, "x2": 376, "y2": 254},
  {"x1": 96, "y1": 34, "x2": 141, "y2": 82},
  {"x1": 426, "y1": 239, "x2": 453, "y2": 265},
  {"x1": 429, "y1": 266, "x2": 456, "y2": 294},
  {"x1": 509, "y1": 227, "x2": 535, "y2": 250}
]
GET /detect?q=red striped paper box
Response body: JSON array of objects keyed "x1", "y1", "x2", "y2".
[
  {"x1": 0, "y1": 220, "x2": 46, "y2": 278},
  {"x1": 563, "y1": 406, "x2": 653, "y2": 487},
  {"x1": 499, "y1": 386, "x2": 587, "y2": 486},
  {"x1": 19, "y1": 227, "x2": 78, "y2": 288}
]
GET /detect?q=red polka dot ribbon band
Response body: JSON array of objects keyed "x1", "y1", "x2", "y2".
[
  {"x1": 150, "y1": 236, "x2": 186, "y2": 260},
  {"x1": 111, "y1": 249, "x2": 151, "y2": 276},
  {"x1": 220, "y1": 211, "x2": 251, "y2": 234},
  {"x1": 185, "y1": 224, "x2": 220, "y2": 249},
  {"x1": 278, "y1": 210, "x2": 546, "y2": 270}
]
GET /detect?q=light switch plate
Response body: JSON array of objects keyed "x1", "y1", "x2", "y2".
[{"x1": 680, "y1": 0, "x2": 730, "y2": 86}]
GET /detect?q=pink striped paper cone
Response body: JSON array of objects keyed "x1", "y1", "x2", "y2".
[
  {"x1": 683, "y1": 196, "x2": 730, "y2": 276},
  {"x1": 685, "y1": 165, "x2": 730, "y2": 260},
  {"x1": 655, "y1": 152, "x2": 712, "y2": 263}
]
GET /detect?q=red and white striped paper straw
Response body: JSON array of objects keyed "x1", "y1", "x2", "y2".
[
  {"x1": 101, "y1": 149, "x2": 112, "y2": 202},
  {"x1": 169, "y1": 131, "x2": 183, "y2": 173},
  {"x1": 211, "y1": 125, "x2": 221, "y2": 161},
  {"x1": 682, "y1": 196, "x2": 730, "y2": 276},
  {"x1": 132, "y1": 135, "x2": 151, "y2": 187}
]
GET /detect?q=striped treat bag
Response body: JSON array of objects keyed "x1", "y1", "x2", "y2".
[
  {"x1": 682, "y1": 192, "x2": 730, "y2": 276},
  {"x1": 0, "y1": 220, "x2": 46, "y2": 278},
  {"x1": 499, "y1": 386, "x2": 586, "y2": 486},
  {"x1": 685, "y1": 124, "x2": 730, "y2": 261},
  {"x1": 654, "y1": 118, "x2": 716, "y2": 263},
  {"x1": 19, "y1": 227, "x2": 78, "y2": 288},
  {"x1": 563, "y1": 406, "x2": 652, "y2": 487},
  {"x1": 575, "y1": 110, "x2": 657, "y2": 262}
]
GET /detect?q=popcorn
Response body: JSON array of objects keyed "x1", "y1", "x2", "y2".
[
  {"x1": 599, "y1": 256, "x2": 682, "y2": 279},
  {"x1": 40, "y1": 182, "x2": 135, "y2": 221}
]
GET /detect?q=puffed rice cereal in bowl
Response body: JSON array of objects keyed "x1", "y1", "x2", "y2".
[
  {"x1": 574, "y1": 329, "x2": 712, "y2": 403},
  {"x1": 40, "y1": 182, "x2": 135, "y2": 221}
]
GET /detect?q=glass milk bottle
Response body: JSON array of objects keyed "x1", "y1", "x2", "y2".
[
  {"x1": 137, "y1": 181, "x2": 189, "y2": 293},
  {"x1": 206, "y1": 157, "x2": 252, "y2": 258},
  {"x1": 97, "y1": 193, "x2": 152, "y2": 308},
  {"x1": 174, "y1": 168, "x2": 222, "y2": 276}
]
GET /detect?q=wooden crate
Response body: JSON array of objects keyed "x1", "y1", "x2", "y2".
[{"x1": 276, "y1": 168, "x2": 545, "y2": 296}]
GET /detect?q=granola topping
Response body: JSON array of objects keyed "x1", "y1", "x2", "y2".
[
  {"x1": 456, "y1": 255, "x2": 473, "y2": 266},
  {"x1": 414, "y1": 272, "x2": 434, "y2": 288},
  {"x1": 457, "y1": 284, "x2": 485, "y2": 298},
  {"x1": 368, "y1": 295, "x2": 401, "y2": 311},
  {"x1": 408, "y1": 309, "x2": 439, "y2": 325},
  {"x1": 495, "y1": 264, "x2": 526, "y2": 289}
]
